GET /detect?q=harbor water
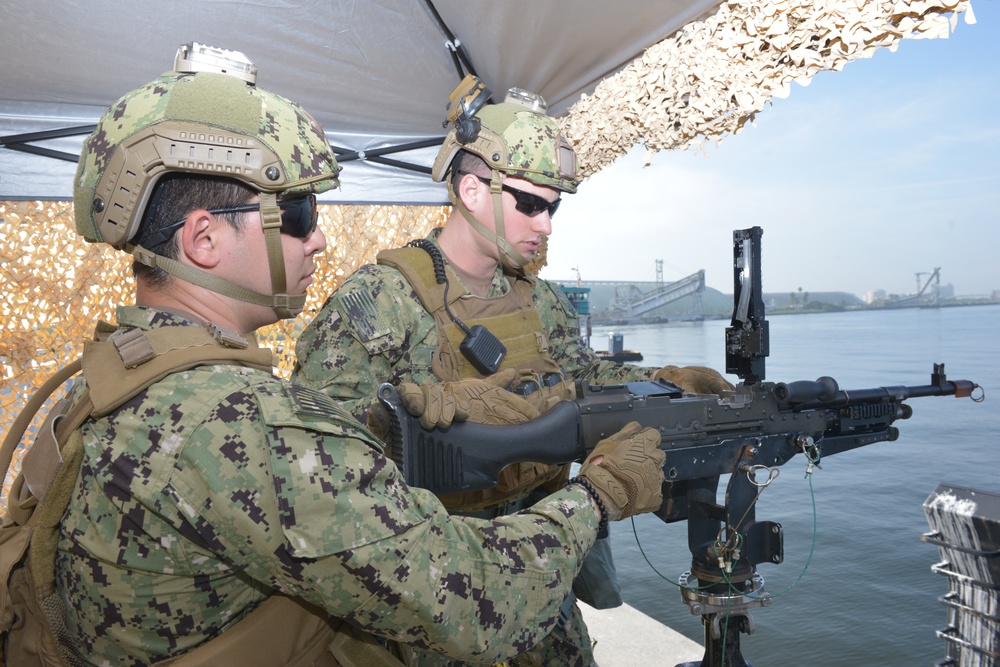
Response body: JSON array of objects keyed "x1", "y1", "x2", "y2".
[{"x1": 592, "y1": 304, "x2": 1000, "y2": 666}]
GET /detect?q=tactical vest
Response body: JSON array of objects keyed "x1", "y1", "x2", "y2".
[
  {"x1": 377, "y1": 247, "x2": 575, "y2": 512},
  {"x1": 0, "y1": 322, "x2": 403, "y2": 667}
]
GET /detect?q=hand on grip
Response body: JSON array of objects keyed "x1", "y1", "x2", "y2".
[
  {"x1": 578, "y1": 422, "x2": 665, "y2": 522},
  {"x1": 396, "y1": 369, "x2": 541, "y2": 429}
]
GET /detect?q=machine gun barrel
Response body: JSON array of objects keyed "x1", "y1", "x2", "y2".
[{"x1": 777, "y1": 363, "x2": 977, "y2": 409}]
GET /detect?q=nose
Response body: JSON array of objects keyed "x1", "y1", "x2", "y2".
[
  {"x1": 532, "y1": 212, "x2": 552, "y2": 236},
  {"x1": 305, "y1": 224, "x2": 327, "y2": 256}
]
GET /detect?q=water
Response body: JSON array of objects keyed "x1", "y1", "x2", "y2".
[{"x1": 592, "y1": 305, "x2": 1000, "y2": 666}]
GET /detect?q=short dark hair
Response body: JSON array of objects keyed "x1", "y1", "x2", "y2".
[
  {"x1": 133, "y1": 175, "x2": 256, "y2": 287},
  {"x1": 449, "y1": 150, "x2": 492, "y2": 194}
]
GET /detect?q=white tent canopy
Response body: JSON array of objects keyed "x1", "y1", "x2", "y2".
[{"x1": 0, "y1": 0, "x2": 722, "y2": 205}]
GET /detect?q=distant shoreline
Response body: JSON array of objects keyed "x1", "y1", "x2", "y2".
[
  {"x1": 591, "y1": 299, "x2": 1000, "y2": 326},
  {"x1": 767, "y1": 298, "x2": 1000, "y2": 317}
]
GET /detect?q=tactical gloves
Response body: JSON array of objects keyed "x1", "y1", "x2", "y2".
[
  {"x1": 654, "y1": 365, "x2": 734, "y2": 394},
  {"x1": 577, "y1": 422, "x2": 665, "y2": 522},
  {"x1": 396, "y1": 369, "x2": 541, "y2": 429}
]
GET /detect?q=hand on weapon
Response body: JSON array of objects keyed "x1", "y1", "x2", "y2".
[
  {"x1": 396, "y1": 369, "x2": 541, "y2": 429},
  {"x1": 653, "y1": 365, "x2": 734, "y2": 394},
  {"x1": 577, "y1": 422, "x2": 665, "y2": 521}
]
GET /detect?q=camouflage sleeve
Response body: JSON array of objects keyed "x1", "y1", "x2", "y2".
[
  {"x1": 534, "y1": 279, "x2": 657, "y2": 384},
  {"x1": 292, "y1": 264, "x2": 438, "y2": 420},
  {"x1": 173, "y1": 380, "x2": 598, "y2": 662}
]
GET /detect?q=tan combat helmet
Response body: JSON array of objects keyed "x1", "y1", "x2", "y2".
[
  {"x1": 431, "y1": 77, "x2": 579, "y2": 273},
  {"x1": 74, "y1": 42, "x2": 340, "y2": 319}
]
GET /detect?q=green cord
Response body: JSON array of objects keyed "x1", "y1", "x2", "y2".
[
  {"x1": 629, "y1": 460, "x2": 822, "y2": 666},
  {"x1": 746, "y1": 472, "x2": 818, "y2": 601},
  {"x1": 630, "y1": 518, "x2": 713, "y2": 591}
]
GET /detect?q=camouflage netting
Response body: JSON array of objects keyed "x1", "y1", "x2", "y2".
[
  {"x1": 561, "y1": 0, "x2": 974, "y2": 176},
  {"x1": 0, "y1": 0, "x2": 973, "y2": 499}
]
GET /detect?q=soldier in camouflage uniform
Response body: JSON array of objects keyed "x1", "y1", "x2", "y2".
[
  {"x1": 47, "y1": 45, "x2": 669, "y2": 666},
  {"x1": 292, "y1": 85, "x2": 733, "y2": 666}
]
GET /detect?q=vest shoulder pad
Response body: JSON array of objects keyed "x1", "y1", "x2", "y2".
[
  {"x1": 82, "y1": 325, "x2": 274, "y2": 418},
  {"x1": 538, "y1": 279, "x2": 578, "y2": 320}
]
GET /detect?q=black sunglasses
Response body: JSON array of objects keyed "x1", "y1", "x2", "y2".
[
  {"x1": 206, "y1": 193, "x2": 319, "y2": 238},
  {"x1": 141, "y1": 194, "x2": 319, "y2": 247},
  {"x1": 470, "y1": 174, "x2": 560, "y2": 217}
]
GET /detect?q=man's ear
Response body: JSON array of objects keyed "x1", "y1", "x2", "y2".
[
  {"x1": 178, "y1": 211, "x2": 222, "y2": 268},
  {"x1": 456, "y1": 172, "x2": 483, "y2": 211}
]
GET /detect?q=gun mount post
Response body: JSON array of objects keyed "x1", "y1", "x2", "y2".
[
  {"x1": 682, "y1": 227, "x2": 773, "y2": 667},
  {"x1": 676, "y1": 567, "x2": 769, "y2": 667},
  {"x1": 675, "y1": 438, "x2": 783, "y2": 667}
]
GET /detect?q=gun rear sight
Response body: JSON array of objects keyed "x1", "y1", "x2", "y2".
[{"x1": 726, "y1": 227, "x2": 769, "y2": 385}]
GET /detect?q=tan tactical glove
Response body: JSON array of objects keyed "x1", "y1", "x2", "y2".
[
  {"x1": 513, "y1": 373, "x2": 576, "y2": 417},
  {"x1": 577, "y1": 422, "x2": 665, "y2": 522},
  {"x1": 653, "y1": 365, "x2": 734, "y2": 394},
  {"x1": 396, "y1": 369, "x2": 541, "y2": 429},
  {"x1": 366, "y1": 403, "x2": 392, "y2": 443}
]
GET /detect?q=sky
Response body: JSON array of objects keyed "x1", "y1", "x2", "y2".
[{"x1": 539, "y1": 0, "x2": 1000, "y2": 298}]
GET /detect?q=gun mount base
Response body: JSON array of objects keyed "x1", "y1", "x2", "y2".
[
  {"x1": 676, "y1": 571, "x2": 770, "y2": 667},
  {"x1": 675, "y1": 611, "x2": 757, "y2": 667}
]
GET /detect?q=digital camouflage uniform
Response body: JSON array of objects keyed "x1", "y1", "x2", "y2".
[
  {"x1": 292, "y1": 230, "x2": 660, "y2": 667},
  {"x1": 55, "y1": 305, "x2": 601, "y2": 666},
  {"x1": 293, "y1": 230, "x2": 656, "y2": 422}
]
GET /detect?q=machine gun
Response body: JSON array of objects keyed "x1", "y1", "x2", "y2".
[{"x1": 376, "y1": 227, "x2": 982, "y2": 667}]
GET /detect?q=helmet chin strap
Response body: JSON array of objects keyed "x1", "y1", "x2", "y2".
[
  {"x1": 447, "y1": 171, "x2": 530, "y2": 275},
  {"x1": 257, "y1": 192, "x2": 297, "y2": 319},
  {"x1": 128, "y1": 192, "x2": 305, "y2": 320}
]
